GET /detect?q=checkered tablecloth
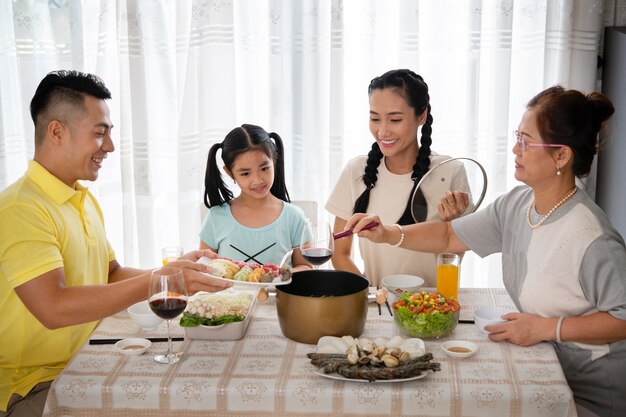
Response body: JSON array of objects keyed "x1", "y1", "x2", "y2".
[{"x1": 43, "y1": 288, "x2": 576, "y2": 417}]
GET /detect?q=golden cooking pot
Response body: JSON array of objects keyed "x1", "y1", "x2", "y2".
[{"x1": 276, "y1": 270, "x2": 369, "y2": 344}]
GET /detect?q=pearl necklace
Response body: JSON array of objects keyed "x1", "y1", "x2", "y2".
[{"x1": 526, "y1": 187, "x2": 577, "y2": 229}]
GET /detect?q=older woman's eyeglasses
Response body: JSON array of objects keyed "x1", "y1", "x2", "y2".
[{"x1": 513, "y1": 130, "x2": 565, "y2": 152}]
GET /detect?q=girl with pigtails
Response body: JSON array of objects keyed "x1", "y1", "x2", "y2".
[
  {"x1": 199, "y1": 124, "x2": 311, "y2": 272},
  {"x1": 325, "y1": 69, "x2": 469, "y2": 287}
]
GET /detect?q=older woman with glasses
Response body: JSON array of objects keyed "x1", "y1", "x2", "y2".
[{"x1": 344, "y1": 85, "x2": 626, "y2": 417}]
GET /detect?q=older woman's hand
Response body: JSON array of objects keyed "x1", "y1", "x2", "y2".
[
  {"x1": 438, "y1": 190, "x2": 470, "y2": 221},
  {"x1": 485, "y1": 312, "x2": 556, "y2": 347}
]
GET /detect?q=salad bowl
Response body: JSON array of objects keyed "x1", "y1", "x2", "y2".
[{"x1": 393, "y1": 291, "x2": 460, "y2": 339}]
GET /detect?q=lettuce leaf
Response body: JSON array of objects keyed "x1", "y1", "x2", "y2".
[
  {"x1": 395, "y1": 307, "x2": 458, "y2": 338},
  {"x1": 179, "y1": 312, "x2": 245, "y2": 327}
]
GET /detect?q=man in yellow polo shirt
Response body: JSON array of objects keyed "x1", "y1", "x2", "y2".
[{"x1": 0, "y1": 70, "x2": 231, "y2": 417}]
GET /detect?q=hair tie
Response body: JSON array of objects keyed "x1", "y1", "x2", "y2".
[{"x1": 268, "y1": 132, "x2": 279, "y2": 145}]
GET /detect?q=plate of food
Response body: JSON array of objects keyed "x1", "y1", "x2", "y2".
[
  {"x1": 308, "y1": 335, "x2": 439, "y2": 383},
  {"x1": 197, "y1": 256, "x2": 292, "y2": 287},
  {"x1": 180, "y1": 289, "x2": 257, "y2": 340},
  {"x1": 312, "y1": 369, "x2": 429, "y2": 383}
]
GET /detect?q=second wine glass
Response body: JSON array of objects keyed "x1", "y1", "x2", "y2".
[
  {"x1": 148, "y1": 266, "x2": 188, "y2": 364},
  {"x1": 300, "y1": 221, "x2": 334, "y2": 269}
]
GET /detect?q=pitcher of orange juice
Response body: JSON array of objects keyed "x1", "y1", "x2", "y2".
[{"x1": 436, "y1": 253, "x2": 460, "y2": 299}]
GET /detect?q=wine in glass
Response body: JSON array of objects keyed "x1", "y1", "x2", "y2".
[
  {"x1": 148, "y1": 266, "x2": 188, "y2": 364},
  {"x1": 300, "y1": 221, "x2": 334, "y2": 269}
]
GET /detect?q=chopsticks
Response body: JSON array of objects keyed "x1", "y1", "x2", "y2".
[
  {"x1": 384, "y1": 299, "x2": 393, "y2": 317},
  {"x1": 459, "y1": 319, "x2": 475, "y2": 324},
  {"x1": 376, "y1": 287, "x2": 382, "y2": 316},
  {"x1": 89, "y1": 337, "x2": 184, "y2": 345},
  {"x1": 229, "y1": 243, "x2": 276, "y2": 264},
  {"x1": 333, "y1": 221, "x2": 380, "y2": 240}
]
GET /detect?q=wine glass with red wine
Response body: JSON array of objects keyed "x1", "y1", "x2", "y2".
[
  {"x1": 300, "y1": 221, "x2": 334, "y2": 269},
  {"x1": 148, "y1": 266, "x2": 188, "y2": 364}
]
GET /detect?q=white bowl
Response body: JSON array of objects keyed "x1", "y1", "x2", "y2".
[
  {"x1": 441, "y1": 340, "x2": 478, "y2": 358},
  {"x1": 114, "y1": 338, "x2": 151, "y2": 355},
  {"x1": 473, "y1": 307, "x2": 513, "y2": 333},
  {"x1": 127, "y1": 301, "x2": 164, "y2": 331},
  {"x1": 381, "y1": 275, "x2": 425, "y2": 296}
]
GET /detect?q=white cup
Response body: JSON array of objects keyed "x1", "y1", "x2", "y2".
[{"x1": 473, "y1": 307, "x2": 513, "y2": 333}]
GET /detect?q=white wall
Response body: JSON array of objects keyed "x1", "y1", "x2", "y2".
[{"x1": 597, "y1": 27, "x2": 626, "y2": 239}]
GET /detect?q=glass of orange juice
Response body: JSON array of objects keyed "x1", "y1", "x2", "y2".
[
  {"x1": 162, "y1": 246, "x2": 184, "y2": 266},
  {"x1": 436, "y1": 253, "x2": 460, "y2": 299}
]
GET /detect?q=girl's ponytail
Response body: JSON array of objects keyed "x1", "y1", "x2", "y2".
[
  {"x1": 204, "y1": 142, "x2": 233, "y2": 207},
  {"x1": 269, "y1": 132, "x2": 291, "y2": 202}
]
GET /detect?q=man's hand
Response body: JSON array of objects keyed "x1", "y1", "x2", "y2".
[
  {"x1": 166, "y1": 257, "x2": 231, "y2": 294},
  {"x1": 179, "y1": 249, "x2": 219, "y2": 262}
]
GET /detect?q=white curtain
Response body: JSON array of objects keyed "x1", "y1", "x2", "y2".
[{"x1": 1, "y1": 0, "x2": 624, "y2": 286}]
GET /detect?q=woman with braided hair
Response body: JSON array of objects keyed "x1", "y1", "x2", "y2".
[{"x1": 325, "y1": 69, "x2": 469, "y2": 287}]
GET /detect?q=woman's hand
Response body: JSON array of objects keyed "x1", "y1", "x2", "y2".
[
  {"x1": 437, "y1": 190, "x2": 470, "y2": 221},
  {"x1": 485, "y1": 312, "x2": 556, "y2": 347},
  {"x1": 344, "y1": 213, "x2": 393, "y2": 244}
]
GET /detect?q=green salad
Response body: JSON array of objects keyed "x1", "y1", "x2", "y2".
[
  {"x1": 179, "y1": 312, "x2": 244, "y2": 327},
  {"x1": 393, "y1": 291, "x2": 461, "y2": 338}
]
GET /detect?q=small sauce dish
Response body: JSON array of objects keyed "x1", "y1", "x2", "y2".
[
  {"x1": 114, "y1": 338, "x2": 151, "y2": 355},
  {"x1": 441, "y1": 340, "x2": 478, "y2": 358}
]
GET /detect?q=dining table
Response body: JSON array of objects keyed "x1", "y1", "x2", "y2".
[{"x1": 43, "y1": 287, "x2": 577, "y2": 417}]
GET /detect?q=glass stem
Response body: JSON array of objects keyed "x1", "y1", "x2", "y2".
[{"x1": 166, "y1": 319, "x2": 173, "y2": 360}]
